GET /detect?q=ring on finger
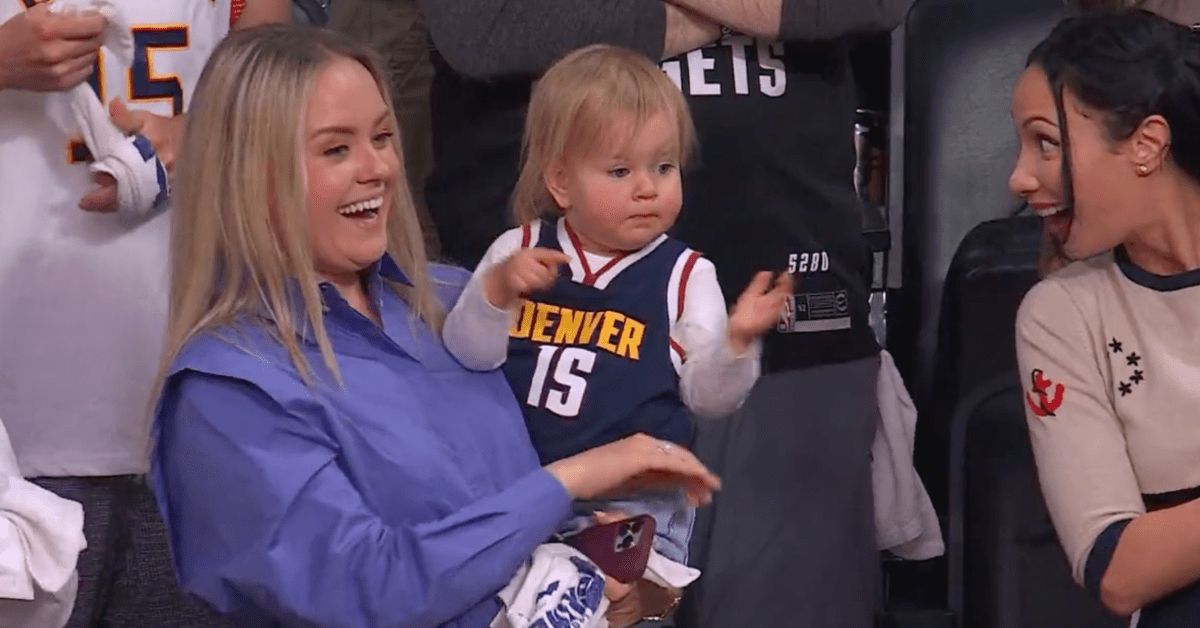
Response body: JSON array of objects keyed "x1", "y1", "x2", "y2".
[{"x1": 656, "y1": 441, "x2": 674, "y2": 455}]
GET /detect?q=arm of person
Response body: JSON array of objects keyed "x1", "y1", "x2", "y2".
[
  {"x1": 152, "y1": 372, "x2": 572, "y2": 628},
  {"x1": 0, "y1": 5, "x2": 104, "y2": 93},
  {"x1": 673, "y1": 259, "x2": 760, "y2": 419},
  {"x1": 1017, "y1": 281, "x2": 1200, "y2": 616},
  {"x1": 417, "y1": 0, "x2": 719, "y2": 80},
  {"x1": 663, "y1": 4, "x2": 724, "y2": 58},
  {"x1": 443, "y1": 227, "x2": 527, "y2": 371},
  {"x1": 79, "y1": 0, "x2": 291, "y2": 212},
  {"x1": 669, "y1": 0, "x2": 914, "y2": 41}
]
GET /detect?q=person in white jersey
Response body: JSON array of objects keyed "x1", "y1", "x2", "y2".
[
  {"x1": 1012, "y1": 9, "x2": 1200, "y2": 626},
  {"x1": 0, "y1": 0, "x2": 288, "y2": 625}
]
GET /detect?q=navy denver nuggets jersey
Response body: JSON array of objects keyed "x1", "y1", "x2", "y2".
[{"x1": 504, "y1": 220, "x2": 699, "y2": 465}]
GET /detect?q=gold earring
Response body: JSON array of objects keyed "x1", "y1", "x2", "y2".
[{"x1": 1137, "y1": 164, "x2": 1150, "y2": 176}]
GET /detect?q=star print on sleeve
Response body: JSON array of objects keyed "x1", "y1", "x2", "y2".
[{"x1": 1109, "y1": 338, "x2": 1146, "y2": 398}]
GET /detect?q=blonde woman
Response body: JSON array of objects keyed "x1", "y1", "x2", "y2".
[{"x1": 149, "y1": 24, "x2": 720, "y2": 627}]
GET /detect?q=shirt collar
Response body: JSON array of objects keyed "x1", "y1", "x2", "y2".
[
  {"x1": 280, "y1": 254, "x2": 414, "y2": 343},
  {"x1": 310, "y1": 253, "x2": 414, "y2": 301},
  {"x1": 375, "y1": 254, "x2": 414, "y2": 287}
]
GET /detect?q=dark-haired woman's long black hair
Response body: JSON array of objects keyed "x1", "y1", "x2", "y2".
[{"x1": 1027, "y1": 9, "x2": 1200, "y2": 213}]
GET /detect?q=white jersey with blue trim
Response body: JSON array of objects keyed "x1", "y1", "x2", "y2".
[{"x1": 0, "y1": 0, "x2": 232, "y2": 477}]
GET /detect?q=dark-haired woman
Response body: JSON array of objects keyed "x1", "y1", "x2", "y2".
[{"x1": 1010, "y1": 9, "x2": 1200, "y2": 626}]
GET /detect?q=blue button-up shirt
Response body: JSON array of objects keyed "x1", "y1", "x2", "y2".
[{"x1": 149, "y1": 258, "x2": 572, "y2": 627}]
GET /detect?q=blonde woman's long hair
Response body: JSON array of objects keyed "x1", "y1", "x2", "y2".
[
  {"x1": 511, "y1": 44, "x2": 697, "y2": 225},
  {"x1": 153, "y1": 24, "x2": 442, "y2": 412}
]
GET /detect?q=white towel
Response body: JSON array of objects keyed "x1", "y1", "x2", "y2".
[
  {"x1": 643, "y1": 550, "x2": 700, "y2": 591},
  {"x1": 0, "y1": 417, "x2": 86, "y2": 628},
  {"x1": 492, "y1": 543, "x2": 610, "y2": 628},
  {"x1": 53, "y1": 0, "x2": 169, "y2": 218},
  {"x1": 0, "y1": 572, "x2": 78, "y2": 628},
  {"x1": 492, "y1": 544, "x2": 700, "y2": 628},
  {"x1": 872, "y1": 350, "x2": 945, "y2": 560}
]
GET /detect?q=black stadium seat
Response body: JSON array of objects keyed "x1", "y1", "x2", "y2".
[
  {"x1": 948, "y1": 378, "x2": 1125, "y2": 628},
  {"x1": 885, "y1": 1, "x2": 1127, "y2": 626},
  {"x1": 940, "y1": 220, "x2": 1124, "y2": 628},
  {"x1": 929, "y1": 216, "x2": 1041, "y2": 500},
  {"x1": 887, "y1": 0, "x2": 1065, "y2": 511}
]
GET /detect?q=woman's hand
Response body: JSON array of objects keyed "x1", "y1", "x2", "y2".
[
  {"x1": 592, "y1": 511, "x2": 646, "y2": 627},
  {"x1": 604, "y1": 575, "x2": 683, "y2": 626},
  {"x1": 546, "y1": 433, "x2": 720, "y2": 506},
  {"x1": 591, "y1": 511, "x2": 686, "y2": 625},
  {"x1": 604, "y1": 577, "x2": 644, "y2": 628}
]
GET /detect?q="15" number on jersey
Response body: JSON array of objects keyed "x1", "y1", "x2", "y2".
[
  {"x1": 68, "y1": 24, "x2": 191, "y2": 163},
  {"x1": 527, "y1": 346, "x2": 596, "y2": 418}
]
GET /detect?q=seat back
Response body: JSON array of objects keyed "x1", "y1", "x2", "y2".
[
  {"x1": 949, "y1": 382, "x2": 1124, "y2": 628},
  {"x1": 918, "y1": 216, "x2": 1042, "y2": 508},
  {"x1": 935, "y1": 218, "x2": 1119, "y2": 628},
  {"x1": 888, "y1": 0, "x2": 1065, "y2": 418},
  {"x1": 292, "y1": 0, "x2": 331, "y2": 25}
]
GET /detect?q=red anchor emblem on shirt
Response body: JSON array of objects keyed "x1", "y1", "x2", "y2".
[{"x1": 1026, "y1": 369, "x2": 1065, "y2": 418}]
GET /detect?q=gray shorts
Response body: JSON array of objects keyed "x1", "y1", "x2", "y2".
[
  {"x1": 31, "y1": 475, "x2": 231, "y2": 628},
  {"x1": 679, "y1": 355, "x2": 882, "y2": 628}
]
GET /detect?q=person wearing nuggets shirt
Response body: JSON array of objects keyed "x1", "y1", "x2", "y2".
[
  {"x1": 0, "y1": 0, "x2": 288, "y2": 625},
  {"x1": 420, "y1": 0, "x2": 912, "y2": 625},
  {"x1": 441, "y1": 44, "x2": 790, "y2": 598},
  {"x1": 1012, "y1": 10, "x2": 1200, "y2": 626}
]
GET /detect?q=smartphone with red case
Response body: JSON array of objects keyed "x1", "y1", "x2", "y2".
[{"x1": 565, "y1": 514, "x2": 655, "y2": 583}]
